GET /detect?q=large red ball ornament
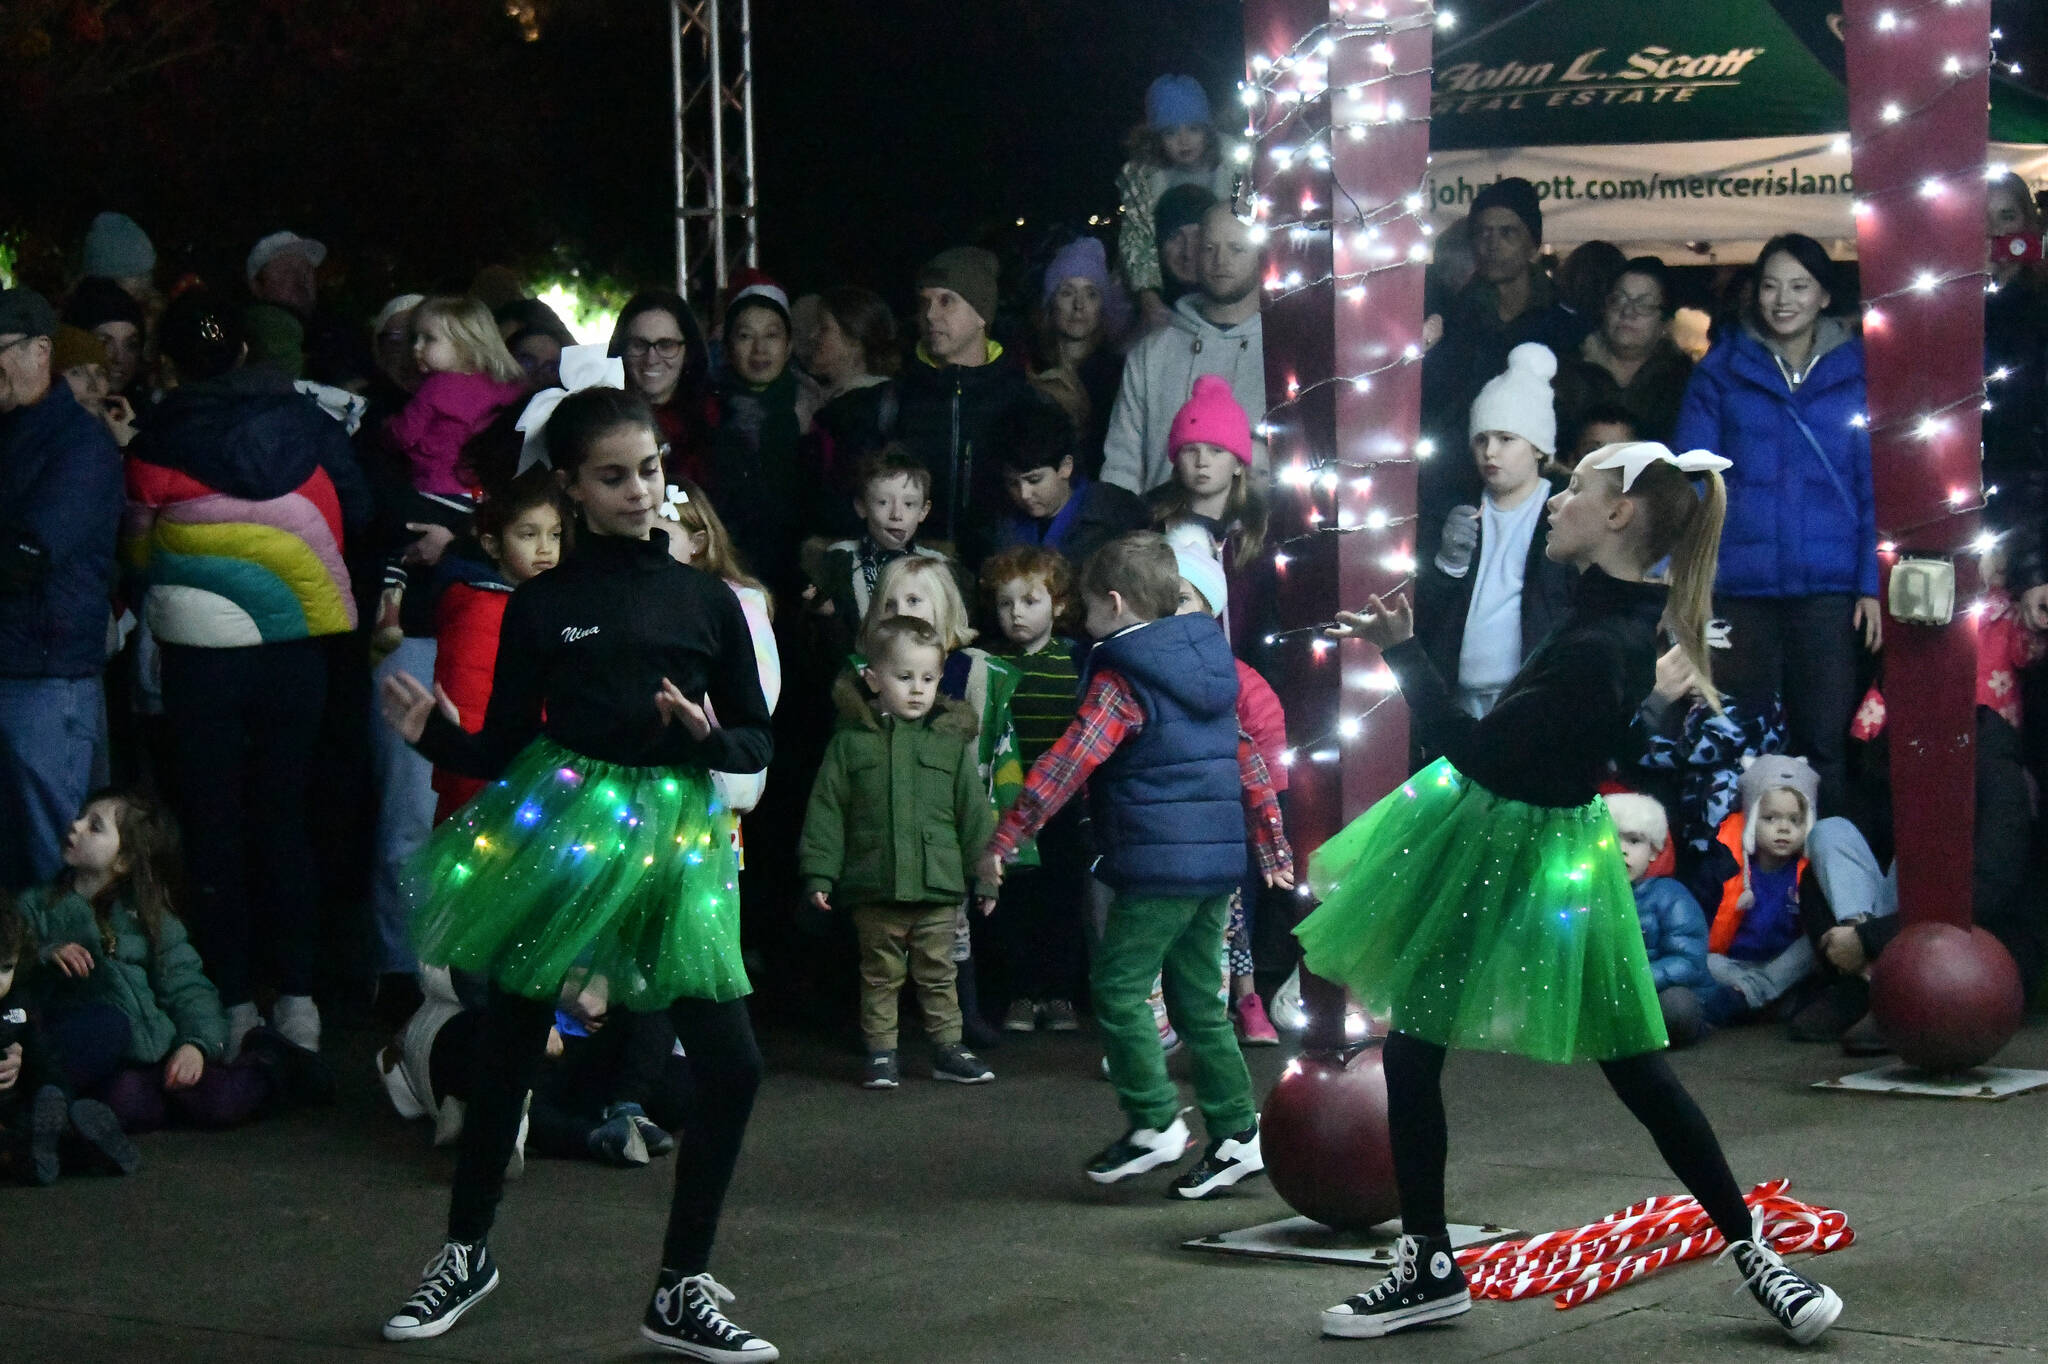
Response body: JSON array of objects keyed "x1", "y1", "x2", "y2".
[
  {"x1": 1869, "y1": 922, "x2": 2025, "y2": 1073},
  {"x1": 1260, "y1": 1044, "x2": 1399, "y2": 1230}
]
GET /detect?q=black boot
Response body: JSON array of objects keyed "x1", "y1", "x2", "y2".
[{"x1": 956, "y1": 950, "x2": 1001, "y2": 1050}]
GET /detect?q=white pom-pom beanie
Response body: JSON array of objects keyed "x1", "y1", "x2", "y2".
[
  {"x1": 1602, "y1": 791, "x2": 1669, "y2": 852},
  {"x1": 1468, "y1": 341, "x2": 1559, "y2": 455}
]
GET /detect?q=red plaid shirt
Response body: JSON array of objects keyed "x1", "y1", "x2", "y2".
[{"x1": 988, "y1": 669, "x2": 1293, "y2": 878}]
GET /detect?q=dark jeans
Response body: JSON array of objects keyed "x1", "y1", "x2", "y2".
[
  {"x1": 45, "y1": 1002, "x2": 133, "y2": 1092},
  {"x1": 159, "y1": 638, "x2": 328, "y2": 1005},
  {"x1": 448, "y1": 985, "x2": 762, "y2": 1274},
  {"x1": 1717, "y1": 594, "x2": 1861, "y2": 816},
  {"x1": 984, "y1": 802, "x2": 1089, "y2": 1004}
]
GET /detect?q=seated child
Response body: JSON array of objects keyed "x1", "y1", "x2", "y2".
[
  {"x1": 1171, "y1": 533, "x2": 1285, "y2": 1046},
  {"x1": 20, "y1": 790, "x2": 328, "y2": 1132},
  {"x1": 988, "y1": 394, "x2": 1147, "y2": 570},
  {"x1": 809, "y1": 448, "x2": 951, "y2": 646},
  {"x1": 1602, "y1": 792, "x2": 1712, "y2": 1049},
  {"x1": 0, "y1": 895, "x2": 136, "y2": 1183},
  {"x1": 979, "y1": 532, "x2": 1293, "y2": 1199},
  {"x1": 800, "y1": 615, "x2": 999, "y2": 1089},
  {"x1": 431, "y1": 468, "x2": 567, "y2": 821},
  {"x1": 1415, "y1": 343, "x2": 1576, "y2": 719},
  {"x1": 978, "y1": 545, "x2": 1088, "y2": 1033}
]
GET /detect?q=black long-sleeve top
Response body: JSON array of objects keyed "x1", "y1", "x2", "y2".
[
  {"x1": 416, "y1": 528, "x2": 772, "y2": 778},
  {"x1": 1382, "y1": 567, "x2": 1665, "y2": 809}
]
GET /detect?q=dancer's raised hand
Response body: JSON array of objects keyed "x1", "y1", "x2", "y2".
[
  {"x1": 1327, "y1": 593, "x2": 1413, "y2": 649},
  {"x1": 380, "y1": 672, "x2": 457, "y2": 743},
  {"x1": 655, "y1": 677, "x2": 712, "y2": 739}
]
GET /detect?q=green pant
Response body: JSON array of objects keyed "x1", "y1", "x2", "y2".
[{"x1": 1093, "y1": 890, "x2": 1256, "y2": 1136}]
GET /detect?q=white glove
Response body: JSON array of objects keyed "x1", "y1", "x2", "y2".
[{"x1": 1435, "y1": 505, "x2": 1481, "y2": 578}]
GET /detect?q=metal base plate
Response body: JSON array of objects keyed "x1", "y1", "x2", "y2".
[
  {"x1": 1815, "y1": 1064, "x2": 2048, "y2": 1100},
  {"x1": 1184, "y1": 1216, "x2": 1515, "y2": 1266}
]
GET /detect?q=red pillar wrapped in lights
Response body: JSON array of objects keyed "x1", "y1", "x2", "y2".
[
  {"x1": 1240, "y1": 0, "x2": 1436, "y2": 1223},
  {"x1": 1845, "y1": 0, "x2": 2024, "y2": 1071}
]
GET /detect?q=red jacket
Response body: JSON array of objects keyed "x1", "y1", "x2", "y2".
[
  {"x1": 431, "y1": 577, "x2": 513, "y2": 821},
  {"x1": 1235, "y1": 659, "x2": 1289, "y2": 794}
]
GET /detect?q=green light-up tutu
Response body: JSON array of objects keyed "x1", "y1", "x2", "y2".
[
  {"x1": 1294, "y1": 758, "x2": 1665, "y2": 1064},
  {"x1": 406, "y1": 737, "x2": 749, "y2": 1008}
]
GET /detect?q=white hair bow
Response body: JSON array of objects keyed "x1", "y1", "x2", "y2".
[
  {"x1": 515, "y1": 343, "x2": 626, "y2": 473},
  {"x1": 658, "y1": 483, "x2": 690, "y2": 522},
  {"x1": 1584, "y1": 440, "x2": 1732, "y2": 491}
]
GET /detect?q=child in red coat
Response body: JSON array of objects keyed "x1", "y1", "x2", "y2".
[
  {"x1": 1172, "y1": 532, "x2": 1286, "y2": 1044},
  {"x1": 430, "y1": 471, "x2": 569, "y2": 821}
]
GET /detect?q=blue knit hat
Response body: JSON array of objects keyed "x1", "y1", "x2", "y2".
[
  {"x1": 1041, "y1": 237, "x2": 1111, "y2": 303},
  {"x1": 1146, "y1": 74, "x2": 1211, "y2": 131},
  {"x1": 81, "y1": 212, "x2": 155, "y2": 279}
]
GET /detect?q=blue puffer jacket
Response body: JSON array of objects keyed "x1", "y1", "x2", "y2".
[
  {"x1": 0, "y1": 383, "x2": 122, "y2": 678},
  {"x1": 1672, "y1": 321, "x2": 1878, "y2": 599},
  {"x1": 1085, "y1": 612, "x2": 1245, "y2": 898},
  {"x1": 1633, "y1": 876, "x2": 1712, "y2": 992}
]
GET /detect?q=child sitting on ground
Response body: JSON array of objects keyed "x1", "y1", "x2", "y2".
[
  {"x1": 1602, "y1": 791, "x2": 1712, "y2": 1049},
  {"x1": 800, "y1": 615, "x2": 999, "y2": 1089},
  {"x1": 1415, "y1": 342, "x2": 1576, "y2": 720},
  {"x1": 431, "y1": 468, "x2": 568, "y2": 821},
  {"x1": 0, "y1": 895, "x2": 136, "y2": 1183},
  {"x1": 1171, "y1": 533, "x2": 1285, "y2": 1046},
  {"x1": 978, "y1": 545, "x2": 1088, "y2": 1033},
  {"x1": 20, "y1": 790, "x2": 328, "y2": 1132},
  {"x1": 979, "y1": 532, "x2": 1294, "y2": 1199}
]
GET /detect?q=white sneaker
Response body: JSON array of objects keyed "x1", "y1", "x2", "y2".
[
  {"x1": 224, "y1": 1001, "x2": 263, "y2": 1061},
  {"x1": 392, "y1": 993, "x2": 464, "y2": 1118},
  {"x1": 273, "y1": 994, "x2": 321, "y2": 1052},
  {"x1": 1085, "y1": 1110, "x2": 1193, "y2": 1183},
  {"x1": 434, "y1": 1096, "x2": 467, "y2": 1148},
  {"x1": 377, "y1": 1044, "x2": 426, "y2": 1120},
  {"x1": 1169, "y1": 1123, "x2": 1265, "y2": 1199}
]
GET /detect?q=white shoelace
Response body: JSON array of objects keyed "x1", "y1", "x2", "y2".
[
  {"x1": 1353, "y1": 1235, "x2": 1422, "y2": 1308},
  {"x1": 403, "y1": 1242, "x2": 471, "y2": 1315},
  {"x1": 655, "y1": 1273, "x2": 746, "y2": 1342},
  {"x1": 1719, "y1": 1241, "x2": 1813, "y2": 1319}
]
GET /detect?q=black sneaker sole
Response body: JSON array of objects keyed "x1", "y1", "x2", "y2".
[
  {"x1": 1321, "y1": 1290, "x2": 1471, "y2": 1338},
  {"x1": 638, "y1": 1322, "x2": 782, "y2": 1361},
  {"x1": 382, "y1": 1266, "x2": 500, "y2": 1340}
]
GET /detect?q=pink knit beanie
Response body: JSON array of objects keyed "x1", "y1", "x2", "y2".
[{"x1": 1168, "y1": 374, "x2": 1253, "y2": 465}]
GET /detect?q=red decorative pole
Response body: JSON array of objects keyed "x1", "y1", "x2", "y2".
[
  {"x1": 1845, "y1": 0, "x2": 2024, "y2": 1070},
  {"x1": 1240, "y1": 0, "x2": 1433, "y2": 1049}
]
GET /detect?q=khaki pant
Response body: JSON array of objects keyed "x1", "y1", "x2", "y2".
[{"x1": 852, "y1": 903, "x2": 962, "y2": 1051}]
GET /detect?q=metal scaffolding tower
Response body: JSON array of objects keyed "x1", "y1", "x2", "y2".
[{"x1": 670, "y1": 0, "x2": 758, "y2": 305}]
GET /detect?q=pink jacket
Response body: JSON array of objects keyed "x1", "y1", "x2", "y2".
[
  {"x1": 1235, "y1": 659, "x2": 1289, "y2": 793},
  {"x1": 384, "y1": 371, "x2": 527, "y2": 497}
]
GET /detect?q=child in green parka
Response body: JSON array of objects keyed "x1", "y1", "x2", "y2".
[
  {"x1": 800, "y1": 616, "x2": 1000, "y2": 1091},
  {"x1": 21, "y1": 789, "x2": 327, "y2": 1132}
]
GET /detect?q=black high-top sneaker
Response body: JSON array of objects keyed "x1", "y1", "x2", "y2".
[
  {"x1": 640, "y1": 1269, "x2": 780, "y2": 1361},
  {"x1": 382, "y1": 1239, "x2": 499, "y2": 1340},
  {"x1": 1725, "y1": 1235, "x2": 1842, "y2": 1344},
  {"x1": 1168, "y1": 1122, "x2": 1265, "y2": 1199},
  {"x1": 1321, "y1": 1232, "x2": 1471, "y2": 1338}
]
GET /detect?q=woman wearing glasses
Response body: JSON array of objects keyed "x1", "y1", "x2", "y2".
[
  {"x1": 1553, "y1": 256, "x2": 1694, "y2": 450},
  {"x1": 607, "y1": 291, "x2": 710, "y2": 486}
]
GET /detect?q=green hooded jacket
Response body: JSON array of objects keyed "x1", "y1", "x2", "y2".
[{"x1": 18, "y1": 885, "x2": 228, "y2": 1063}]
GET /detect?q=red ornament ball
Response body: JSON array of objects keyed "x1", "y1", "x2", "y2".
[
  {"x1": 1870, "y1": 922, "x2": 2025, "y2": 1073},
  {"x1": 1260, "y1": 1045, "x2": 1399, "y2": 1230}
]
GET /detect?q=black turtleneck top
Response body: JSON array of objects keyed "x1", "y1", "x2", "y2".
[
  {"x1": 1381, "y1": 567, "x2": 1666, "y2": 808},
  {"x1": 417, "y1": 528, "x2": 772, "y2": 777}
]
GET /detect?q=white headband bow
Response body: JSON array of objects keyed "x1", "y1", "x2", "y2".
[
  {"x1": 1584, "y1": 440, "x2": 1732, "y2": 491},
  {"x1": 515, "y1": 343, "x2": 626, "y2": 473}
]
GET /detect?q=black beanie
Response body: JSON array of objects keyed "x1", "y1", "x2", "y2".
[
  {"x1": 1470, "y1": 177, "x2": 1544, "y2": 245},
  {"x1": 62, "y1": 276, "x2": 146, "y2": 335},
  {"x1": 1154, "y1": 184, "x2": 1220, "y2": 250}
]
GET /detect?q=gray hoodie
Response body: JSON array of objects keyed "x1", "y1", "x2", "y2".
[{"x1": 1101, "y1": 294, "x2": 1267, "y2": 495}]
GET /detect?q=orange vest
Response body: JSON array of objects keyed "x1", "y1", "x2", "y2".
[{"x1": 1706, "y1": 812, "x2": 1809, "y2": 955}]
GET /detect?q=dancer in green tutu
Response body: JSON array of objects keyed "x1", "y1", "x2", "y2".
[
  {"x1": 1301, "y1": 443, "x2": 1842, "y2": 1347},
  {"x1": 375, "y1": 385, "x2": 780, "y2": 1360}
]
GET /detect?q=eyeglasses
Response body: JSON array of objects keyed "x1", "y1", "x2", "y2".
[
  {"x1": 1606, "y1": 292, "x2": 1665, "y2": 318},
  {"x1": 623, "y1": 338, "x2": 685, "y2": 360}
]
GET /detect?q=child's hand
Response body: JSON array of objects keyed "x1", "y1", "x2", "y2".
[
  {"x1": 48, "y1": 941, "x2": 95, "y2": 977},
  {"x1": 1265, "y1": 863, "x2": 1297, "y2": 891},
  {"x1": 1821, "y1": 925, "x2": 1868, "y2": 975},
  {"x1": 163, "y1": 1043, "x2": 205, "y2": 1091},
  {"x1": 973, "y1": 849, "x2": 1005, "y2": 891},
  {"x1": 975, "y1": 893, "x2": 998, "y2": 916},
  {"x1": 546, "y1": 1027, "x2": 564, "y2": 1058},
  {"x1": 0, "y1": 1043, "x2": 20, "y2": 1092},
  {"x1": 655, "y1": 678, "x2": 712, "y2": 739},
  {"x1": 808, "y1": 890, "x2": 833, "y2": 912},
  {"x1": 379, "y1": 672, "x2": 459, "y2": 743},
  {"x1": 1852, "y1": 596, "x2": 1883, "y2": 653},
  {"x1": 1328, "y1": 593, "x2": 1414, "y2": 649},
  {"x1": 570, "y1": 986, "x2": 608, "y2": 1032},
  {"x1": 1653, "y1": 645, "x2": 1702, "y2": 704}
]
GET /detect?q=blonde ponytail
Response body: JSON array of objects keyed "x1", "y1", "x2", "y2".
[{"x1": 1659, "y1": 470, "x2": 1726, "y2": 712}]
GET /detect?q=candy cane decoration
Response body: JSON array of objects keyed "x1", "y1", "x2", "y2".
[{"x1": 1457, "y1": 1182, "x2": 1854, "y2": 1311}]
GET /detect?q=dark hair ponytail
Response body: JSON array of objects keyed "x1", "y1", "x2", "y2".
[{"x1": 544, "y1": 387, "x2": 659, "y2": 477}]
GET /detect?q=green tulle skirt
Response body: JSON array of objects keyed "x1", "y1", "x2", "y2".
[
  {"x1": 406, "y1": 738, "x2": 749, "y2": 1008},
  {"x1": 1294, "y1": 759, "x2": 1665, "y2": 1064}
]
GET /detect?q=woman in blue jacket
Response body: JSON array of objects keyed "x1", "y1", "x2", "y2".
[{"x1": 1673, "y1": 235, "x2": 1880, "y2": 813}]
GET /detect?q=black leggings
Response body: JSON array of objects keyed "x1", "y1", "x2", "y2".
[
  {"x1": 447, "y1": 985, "x2": 762, "y2": 1273},
  {"x1": 1381, "y1": 1031, "x2": 1753, "y2": 1245}
]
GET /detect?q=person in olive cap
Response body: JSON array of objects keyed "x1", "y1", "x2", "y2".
[
  {"x1": 0, "y1": 286, "x2": 124, "y2": 891},
  {"x1": 895, "y1": 246, "x2": 1030, "y2": 548}
]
